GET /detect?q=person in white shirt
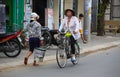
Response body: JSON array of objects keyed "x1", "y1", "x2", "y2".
[
  {"x1": 59, "y1": 9, "x2": 80, "y2": 63},
  {"x1": 78, "y1": 13, "x2": 87, "y2": 43}
]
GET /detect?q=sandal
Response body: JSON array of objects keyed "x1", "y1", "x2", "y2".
[{"x1": 24, "y1": 57, "x2": 28, "y2": 65}]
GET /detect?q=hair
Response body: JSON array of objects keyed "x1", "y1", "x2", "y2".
[
  {"x1": 64, "y1": 9, "x2": 75, "y2": 16},
  {"x1": 79, "y1": 13, "x2": 84, "y2": 17}
]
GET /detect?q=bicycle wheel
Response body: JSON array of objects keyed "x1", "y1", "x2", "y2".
[{"x1": 56, "y1": 48, "x2": 67, "y2": 68}]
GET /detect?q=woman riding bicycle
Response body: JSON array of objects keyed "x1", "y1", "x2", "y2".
[{"x1": 59, "y1": 9, "x2": 80, "y2": 64}]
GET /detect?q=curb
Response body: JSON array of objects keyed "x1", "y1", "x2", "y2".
[
  {"x1": 0, "y1": 40, "x2": 120, "y2": 70},
  {"x1": 81, "y1": 40, "x2": 120, "y2": 54}
]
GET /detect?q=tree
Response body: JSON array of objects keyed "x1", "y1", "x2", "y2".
[{"x1": 97, "y1": 0, "x2": 110, "y2": 36}]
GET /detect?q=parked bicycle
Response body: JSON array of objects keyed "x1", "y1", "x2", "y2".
[{"x1": 56, "y1": 32, "x2": 80, "y2": 68}]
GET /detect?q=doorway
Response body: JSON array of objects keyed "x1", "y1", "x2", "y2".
[{"x1": 33, "y1": 0, "x2": 47, "y2": 26}]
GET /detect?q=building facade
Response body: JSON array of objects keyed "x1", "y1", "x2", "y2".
[
  {"x1": 105, "y1": 0, "x2": 120, "y2": 20},
  {"x1": 0, "y1": 0, "x2": 24, "y2": 33},
  {"x1": 1, "y1": 0, "x2": 119, "y2": 32},
  {"x1": 24, "y1": 0, "x2": 85, "y2": 29}
]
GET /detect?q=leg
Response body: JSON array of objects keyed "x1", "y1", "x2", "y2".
[
  {"x1": 70, "y1": 36, "x2": 76, "y2": 57},
  {"x1": 25, "y1": 51, "x2": 33, "y2": 59},
  {"x1": 70, "y1": 36, "x2": 78, "y2": 64},
  {"x1": 24, "y1": 38, "x2": 34, "y2": 65},
  {"x1": 33, "y1": 38, "x2": 40, "y2": 66}
]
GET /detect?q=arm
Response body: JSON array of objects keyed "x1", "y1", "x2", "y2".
[
  {"x1": 73, "y1": 17, "x2": 80, "y2": 34},
  {"x1": 35, "y1": 22, "x2": 41, "y2": 39},
  {"x1": 75, "y1": 17, "x2": 80, "y2": 32},
  {"x1": 37, "y1": 24, "x2": 42, "y2": 39},
  {"x1": 59, "y1": 19, "x2": 65, "y2": 32},
  {"x1": 81, "y1": 34, "x2": 87, "y2": 43}
]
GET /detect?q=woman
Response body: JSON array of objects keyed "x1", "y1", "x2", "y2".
[
  {"x1": 24, "y1": 12, "x2": 41, "y2": 66},
  {"x1": 59, "y1": 9, "x2": 80, "y2": 64}
]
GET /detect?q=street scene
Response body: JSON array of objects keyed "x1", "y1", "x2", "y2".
[{"x1": 0, "y1": 0, "x2": 120, "y2": 77}]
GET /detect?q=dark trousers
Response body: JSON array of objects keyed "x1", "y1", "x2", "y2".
[
  {"x1": 29, "y1": 37, "x2": 40, "y2": 53},
  {"x1": 70, "y1": 36, "x2": 76, "y2": 54}
]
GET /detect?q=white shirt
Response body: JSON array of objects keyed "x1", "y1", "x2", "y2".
[
  {"x1": 78, "y1": 20, "x2": 83, "y2": 34},
  {"x1": 79, "y1": 21, "x2": 83, "y2": 30},
  {"x1": 59, "y1": 16, "x2": 80, "y2": 40}
]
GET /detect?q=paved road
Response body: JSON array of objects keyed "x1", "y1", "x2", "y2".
[{"x1": 0, "y1": 45, "x2": 120, "y2": 77}]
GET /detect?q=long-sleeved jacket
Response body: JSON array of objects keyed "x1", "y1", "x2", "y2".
[
  {"x1": 25, "y1": 20, "x2": 41, "y2": 39},
  {"x1": 59, "y1": 16, "x2": 80, "y2": 40}
]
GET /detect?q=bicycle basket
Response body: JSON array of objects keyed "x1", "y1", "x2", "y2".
[{"x1": 65, "y1": 32, "x2": 72, "y2": 37}]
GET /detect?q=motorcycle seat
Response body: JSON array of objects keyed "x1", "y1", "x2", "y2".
[
  {"x1": 41, "y1": 27, "x2": 49, "y2": 31},
  {"x1": 0, "y1": 33, "x2": 15, "y2": 38}
]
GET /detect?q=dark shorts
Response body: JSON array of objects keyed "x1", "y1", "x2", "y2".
[{"x1": 29, "y1": 37, "x2": 40, "y2": 53}]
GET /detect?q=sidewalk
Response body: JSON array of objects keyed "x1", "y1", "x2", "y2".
[{"x1": 0, "y1": 33, "x2": 120, "y2": 69}]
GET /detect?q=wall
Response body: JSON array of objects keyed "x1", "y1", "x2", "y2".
[
  {"x1": 111, "y1": 0, "x2": 120, "y2": 20},
  {"x1": 64, "y1": 0, "x2": 73, "y2": 9},
  {"x1": 53, "y1": 0, "x2": 59, "y2": 29},
  {"x1": 12, "y1": 0, "x2": 24, "y2": 31},
  {"x1": 5, "y1": 0, "x2": 13, "y2": 32},
  {"x1": 77, "y1": 0, "x2": 84, "y2": 17}
]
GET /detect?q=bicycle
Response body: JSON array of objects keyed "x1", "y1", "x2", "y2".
[{"x1": 56, "y1": 32, "x2": 80, "y2": 68}]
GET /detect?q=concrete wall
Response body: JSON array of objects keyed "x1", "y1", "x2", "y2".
[
  {"x1": 53, "y1": 0, "x2": 85, "y2": 29},
  {"x1": 64, "y1": 0, "x2": 73, "y2": 9},
  {"x1": 53, "y1": 0, "x2": 59, "y2": 29},
  {"x1": 77, "y1": 0, "x2": 84, "y2": 17}
]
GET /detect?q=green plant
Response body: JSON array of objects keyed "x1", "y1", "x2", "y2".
[{"x1": 97, "y1": 0, "x2": 110, "y2": 36}]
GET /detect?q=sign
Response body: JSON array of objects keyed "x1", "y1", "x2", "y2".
[
  {"x1": 0, "y1": 4, "x2": 6, "y2": 34},
  {"x1": 24, "y1": 4, "x2": 32, "y2": 27},
  {"x1": 45, "y1": 8, "x2": 54, "y2": 30}
]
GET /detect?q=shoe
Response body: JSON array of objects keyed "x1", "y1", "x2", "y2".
[
  {"x1": 24, "y1": 57, "x2": 28, "y2": 65},
  {"x1": 71, "y1": 57, "x2": 77, "y2": 64},
  {"x1": 33, "y1": 60, "x2": 39, "y2": 66}
]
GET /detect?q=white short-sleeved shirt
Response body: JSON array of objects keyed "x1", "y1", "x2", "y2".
[{"x1": 79, "y1": 21, "x2": 83, "y2": 30}]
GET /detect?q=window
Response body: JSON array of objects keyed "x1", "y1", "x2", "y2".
[
  {"x1": 26, "y1": 0, "x2": 30, "y2": 4},
  {"x1": 111, "y1": 0, "x2": 120, "y2": 20},
  {"x1": 0, "y1": 0, "x2": 5, "y2": 4},
  {"x1": 73, "y1": 0, "x2": 78, "y2": 15}
]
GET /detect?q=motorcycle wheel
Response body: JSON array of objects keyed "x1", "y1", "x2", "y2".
[
  {"x1": 4, "y1": 40, "x2": 21, "y2": 57},
  {"x1": 42, "y1": 31, "x2": 52, "y2": 48}
]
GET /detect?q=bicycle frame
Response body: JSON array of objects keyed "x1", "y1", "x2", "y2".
[{"x1": 57, "y1": 32, "x2": 72, "y2": 58}]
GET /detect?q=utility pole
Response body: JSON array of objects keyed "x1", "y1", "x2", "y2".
[{"x1": 84, "y1": 0, "x2": 92, "y2": 42}]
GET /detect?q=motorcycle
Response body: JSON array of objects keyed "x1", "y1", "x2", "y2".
[
  {"x1": 49, "y1": 29, "x2": 59, "y2": 46},
  {"x1": 40, "y1": 29, "x2": 59, "y2": 48},
  {"x1": 40, "y1": 28, "x2": 60, "y2": 48},
  {"x1": 41, "y1": 27, "x2": 52, "y2": 48},
  {"x1": 0, "y1": 30, "x2": 22, "y2": 57}
]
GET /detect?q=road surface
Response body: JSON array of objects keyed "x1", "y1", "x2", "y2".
[{"x1": 0, "y1": 45, "x2": 120, "y2": 77}]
